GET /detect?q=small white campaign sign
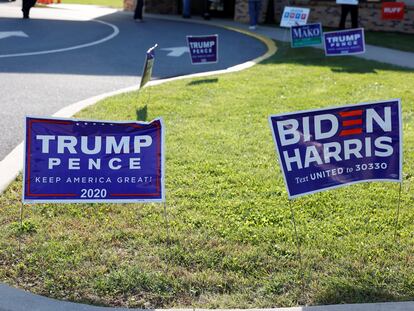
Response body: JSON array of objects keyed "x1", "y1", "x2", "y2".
[{"x1": 280, "y1": 7, "x2": 310, "y2": 28}]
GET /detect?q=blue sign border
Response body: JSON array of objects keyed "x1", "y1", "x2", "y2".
[
  {"x1": 23, "y1": 116, "x2": 165, "y2": 204},
  {"x1": 268, "y1": 99, "x2": 403, "y2": 199},
  {"x1": 186, "y1": 34, "x2": 219, "y2": 65},
  {"x1": 323, "y1": 28, "x2": 365, "y2": 56}
]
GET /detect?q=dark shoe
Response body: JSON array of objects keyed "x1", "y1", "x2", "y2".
[{"x1": 22, "y1": 9, "x2": 29, "y2": 19}]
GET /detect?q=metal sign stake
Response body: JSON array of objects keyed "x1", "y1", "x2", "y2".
[
  {"x1": 18, "y1": 202, "x2": 24, "y2": 252},
  {"x1": 288, "y1": 200, "x2": 306, "y2": 302},
  {"x1": 394, "y1": 182, "x2": 403, "y2": 241}
]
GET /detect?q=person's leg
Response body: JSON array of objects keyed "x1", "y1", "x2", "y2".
[
  {"x1": 255, "y1": 1, "x2": 261, "y2": 26},
  {"x1": 202, "y1": 0, "x2": 210, "y2": 20},
  {"x1": 182, "y1": 0, "x2": 191, "y2": 18},
  {"x1": 350, "y1": 5, "x2": 359, "y2": 28},
  {"x1": 339, "y1": 4, "x2": 350, "y2": 29},
  {"x1": 22, "y1": 0, "x2": 31, "y2": 18},
  {"x1": 134, "y1": 0, "x2": 144, "y2": 20},
  {"x1": 248, "y1": 1, "x2": 259, "y2": 27}
]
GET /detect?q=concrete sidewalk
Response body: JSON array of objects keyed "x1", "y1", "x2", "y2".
[
  {"x1": 146, "y1": 13, "x2": 414, "y2": 70},
  {"x1": 0, "y1": 283, "x2": 413, "y2": 311}
]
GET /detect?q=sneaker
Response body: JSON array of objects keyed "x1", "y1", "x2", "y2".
[
  {"x1": 134, "y1": 18, "x2": 143, "y2": 23},
  {"x1": 248, "y1": 25, "x2": 257, "y2": 30}
]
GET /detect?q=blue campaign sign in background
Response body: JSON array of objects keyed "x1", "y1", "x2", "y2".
[
  {"x1": 23, "y1": 117, "x2": 165, "y2": 203},
  {"x1": 186, "y1": 34, "x2": 218, "y2": 64},
  {"x1": 323, "y1": 28, "x2": 365, "y2": 56},
  {"x1": 140, "y1": 44, "x2": 157, "y2": 89},
  {"x1": 291, "y1": 23, "x2": 322, "y2": 48},
  {"x1": 269, "y1": 100, "x2": 402, "y2": 199}
]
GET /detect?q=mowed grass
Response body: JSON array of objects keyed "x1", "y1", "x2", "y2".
[
  {"x1": 0, "y1": 42, "x2": 413, "y2": 308},
  {"x1": 364, "y1": 31, "x2": 414, "y2": 53}
]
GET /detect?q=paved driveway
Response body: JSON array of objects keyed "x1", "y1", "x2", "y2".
[{"x1": 0, "y1": 1, "x2": 266, "y2": 160}]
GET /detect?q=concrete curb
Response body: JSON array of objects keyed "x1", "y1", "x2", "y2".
[
  {"x1": 0, "y1": 12, "x2": 276, "y2": 194},
  {"x1": 1, "y1": 283, "x2": 413, "y2": 311}
]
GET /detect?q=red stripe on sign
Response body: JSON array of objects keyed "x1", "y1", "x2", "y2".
[
  {"x1": 339, "y1": 110, "x2": 363, "y2": 117},
  {"x1": 28, "y1": 193, "x2": 77, "y2": 197},
  {"x1": 110, "y1": 193, "x2": 159, "y2": 197},
  {"x1": 339, "y1": 128, "x2": 363, "y2": 136},
  {"x1": 342, "y1": 119, "x2": 363, "y2": 127}
]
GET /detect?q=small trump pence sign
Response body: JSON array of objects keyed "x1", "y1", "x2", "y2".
[
  {"x1": 323, "y1": 28, "x2": 365, "y2": 56},
  {"x1": 186, "y1": 34, "x2": 218, "y2": 64}
]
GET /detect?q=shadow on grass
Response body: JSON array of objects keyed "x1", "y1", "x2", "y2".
[
  {"x1": 330, "y1": 67, "x2": 377, "y2": 74},
  {"x1": 136, "y1": 105, "x2": 147, "y2": 121},
  {"x1": 311, "y1": 279, "x2": 409, "y2": 306},
  {"x1": 187, "y1": 78, "x2": 219, "y2": 86},
  {"x1": 261, "y1": 41, "x2": 411, "y2": 74}
]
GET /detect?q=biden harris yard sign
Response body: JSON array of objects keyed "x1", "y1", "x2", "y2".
[
  {"x1": 187, "y1": 35, "x2": 218, "y2": 64},
  {"x1": 323, "y1": 28, "x2": 365, "y2": 56},
  {"x1": 269, "y1": 100, "x2": 402, "y2": 199},
  {"x1": 23, "y1": 117, "x2": 165, "y2": 203},
  {"x1": 291, "y1": 23, "x2": 322, "y2": 48}
]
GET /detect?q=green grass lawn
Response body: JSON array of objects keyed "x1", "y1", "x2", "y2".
[
  {"x1": 364, "y1": 31, "x2": 414, "y2": 53},
  {"x1": 58, "y1": 0, "x2": 123, "y2": 8},
  {"x1": 0, "y1": 42, "x2": 413, "y2": 308}
]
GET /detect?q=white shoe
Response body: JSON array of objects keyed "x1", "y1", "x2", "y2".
[{"x1": 248, "y1": 25, "x2": 257, "y2": 30}]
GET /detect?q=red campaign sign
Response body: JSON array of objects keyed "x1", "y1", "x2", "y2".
[{"x1": 382, "y1": 2, "x2": 405, "y2": 20}]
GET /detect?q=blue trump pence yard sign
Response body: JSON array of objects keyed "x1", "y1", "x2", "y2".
[
  {"x1": 186, "y1": 34, "x2": 218, "y2": 64},
  {"x1": 323, "y1": 28, "x2": 365, "y2": 56},
  {"x1": 23, "y1": 117, "x2": 165, "y2": 203}
]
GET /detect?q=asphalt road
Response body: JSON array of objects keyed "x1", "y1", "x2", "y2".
[{"x1": 0, "y1": 1, "x2": 266, "y2": 161}]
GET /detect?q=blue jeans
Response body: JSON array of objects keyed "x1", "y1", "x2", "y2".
[{"x1": 248, "y1": 1, "x2": 261, "y2": 26}]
